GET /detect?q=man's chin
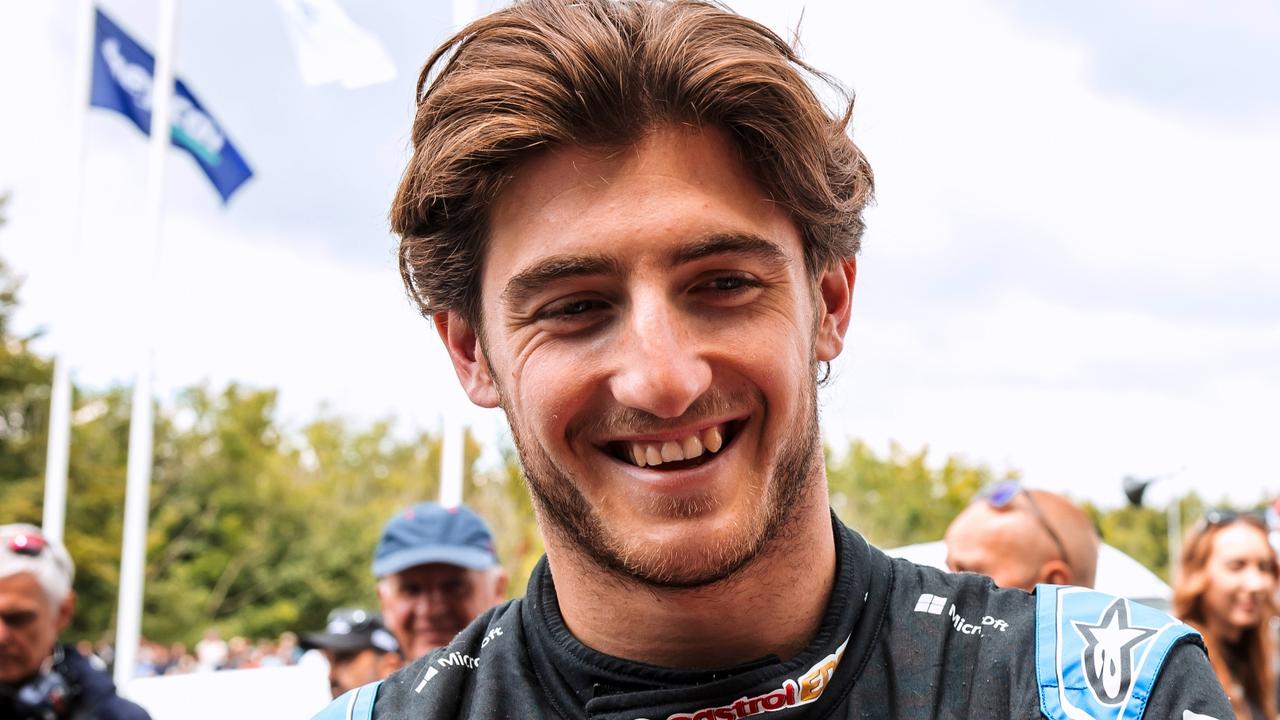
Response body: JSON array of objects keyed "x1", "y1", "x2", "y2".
[
  {"x1": 0, "y1": 666, "x2": 32, "y2": 686},
  {"x1": 618, "y1": 547, "x2": 761, "y2": 590},
  {"x1": 580, "y1": 508, "x2": 776, "y2": 590}
]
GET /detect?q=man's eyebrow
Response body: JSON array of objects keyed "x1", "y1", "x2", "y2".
[
  {"x1": 670, "y1": 233, "x2": 792, "y2": 268},
  {"x1": 502, "y1": 254, "x2": 622, "y2": 308}
]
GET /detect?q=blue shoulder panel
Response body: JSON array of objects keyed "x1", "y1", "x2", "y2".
[
  {"x1": 311, "y1": 681, "x2": 383, "y2": 720},
  {"x1": 1035, "y1": 585, "x2": 1196, "y2": 720}
]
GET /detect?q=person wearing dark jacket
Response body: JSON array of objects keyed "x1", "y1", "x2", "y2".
[
  {"x1": 317, "y1": 1, "x2": 1234, "y2": 717},
  {"x1": 1, "y1": 524, "x2": 151, "y2": 720}
]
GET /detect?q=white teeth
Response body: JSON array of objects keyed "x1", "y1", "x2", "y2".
[
  {"x1": 621, "y1": 425, "x2": 726, "y2": 468},
  {"x1": 702, "y1": 426, "x2": 723, "y2": 453},
  {"x1": 681, "y1": 435, "x2": 703, "y2": 459},
  {"x1": 645, "y1": 445, "x2": 663, "y2": 466}
]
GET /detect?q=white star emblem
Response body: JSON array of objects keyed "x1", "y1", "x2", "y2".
[{"x1": 1072, "y1": 598, "x2": 1157, "y2": 704}]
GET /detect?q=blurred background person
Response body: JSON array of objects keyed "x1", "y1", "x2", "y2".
[
  {"x1": 276, "y1": 631, "x2": 302, "y2": 666},
  {"x1": 945, "y1": 481, "x2": 1100, "y2": 591},
  {"x1": 194, "y1": 627, "x2": 226, "y2": 672},
  {"x1": 373, "y1": 503, "x2": 507, "y2": 661},
  {"x1": 0, "y1": 524, "x2": 150, "y2": 719},
  {"x1": 1173, "y1": 510, "x2": 1278, "y2": 720},
  {"x1": 301, "y1": 608, "x2": 401, "y2": 698}
]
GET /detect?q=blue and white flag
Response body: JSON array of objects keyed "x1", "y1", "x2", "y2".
[{"x1": 89, "y1": 8, "x2": 253, "y2": 203}]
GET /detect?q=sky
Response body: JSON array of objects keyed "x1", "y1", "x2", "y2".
[{"x1": 0, "y1": 0, "x2": 1277, "y2": 509}]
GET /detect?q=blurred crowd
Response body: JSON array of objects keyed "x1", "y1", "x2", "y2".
[
  {"x1": 75, "y1": 628, "x2": 306, "y2": 678},
  {"x1": 7, "y1": 494, "x2": 1279, "y2": 718}
]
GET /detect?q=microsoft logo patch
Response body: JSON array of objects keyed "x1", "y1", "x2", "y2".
[{"x1": 914, "y1": 593, "x2": 948, "y2": 615}]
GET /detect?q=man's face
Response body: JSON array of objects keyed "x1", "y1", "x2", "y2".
[
  {"x1": 377, "y1": 563, "x2": 503, "y2": 661},
  {"x1": 441, "y1": 125, "x2": 853, "y2": 588},
  {"x1": 324, "y1": 647, "x2": 392, "y2": 699},
  {"x1": 0, "y1": 573, "x2": 72, "y2": 685}
]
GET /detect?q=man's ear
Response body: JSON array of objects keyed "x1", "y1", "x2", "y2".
[
  {"x1": 815, "y1": 258, "x2": 856, "y2": 362},
  {"x1": 1038, "y1": 560, "x2": 1073, "y2": 587},
  {"x1": 56, "y1": 591, "x2": 76, "y2": 634},
  {"x1": 434, "y1": 311, "x2": 501, "y2": 408},
  {"x1": 492, "y1": 568, "x2": 509, "y2": 603}
]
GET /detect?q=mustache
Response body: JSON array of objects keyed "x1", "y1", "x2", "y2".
[{"x1": 569, "y1": 387, "x2": 761, "y2": 441}]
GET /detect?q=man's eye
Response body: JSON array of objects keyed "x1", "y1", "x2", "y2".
[
  {"x1": 699, "y1": 274, "x2": 760, "y2": 294},
  {"x1": 440, "y1": 581, "x2": 467, "y2": 596},
  {"x1": 539, "y1": 298, "x2": 606, "y2": 320},
  {"x1": 561, "y1": 299, "x2": 596, "y2": 315},
  {"x1": 1, "y1": 611, "x2": 36, "y2": 628}
]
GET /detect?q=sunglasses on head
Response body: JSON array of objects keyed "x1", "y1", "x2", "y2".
[
  {"x1": 1202, "y1": 508, "x2": 1266, "y2": 528},
  {"x1": 978, "y1": 480, "x2": 1072, "y2": 569},
  {"x1": 6, "y1": 531, "x2": 48, "y2": 557}
]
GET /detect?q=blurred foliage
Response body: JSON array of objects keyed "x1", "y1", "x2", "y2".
[{"x1": 827, "y1": 440, "x2": 1006, "y2": 548}]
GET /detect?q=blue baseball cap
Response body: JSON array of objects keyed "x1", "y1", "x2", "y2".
[{"x1": 372, "y1": 502, "x2": 499, "y2": 577}]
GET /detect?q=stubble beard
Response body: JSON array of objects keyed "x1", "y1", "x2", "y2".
[{"x1": 504, "y1": 373, "x2": 822, "y2": 590}]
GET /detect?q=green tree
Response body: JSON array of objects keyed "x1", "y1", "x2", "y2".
[
  {"x1": 826, "y1": 440, "x2": 1004, "y2": 548},
  {"x1": 466, "y1": 445, "x2": 544, "y2": 600},
  {"x1": 0, "y1": 194, "x2": 55, "y2": 525}
]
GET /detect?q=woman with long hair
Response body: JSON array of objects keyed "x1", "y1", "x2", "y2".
[{"x1": 1173, "y1": 510, "x2": 1279, "y2": 719}]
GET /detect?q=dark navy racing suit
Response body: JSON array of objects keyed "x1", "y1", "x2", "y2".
[{"x1": 317, "y1": 516, "x2": 1233, "y2": 719}]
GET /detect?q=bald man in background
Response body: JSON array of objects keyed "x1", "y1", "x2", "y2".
[{"x1": 945, "y1": 482, "x2": 1100, "y2": 591}]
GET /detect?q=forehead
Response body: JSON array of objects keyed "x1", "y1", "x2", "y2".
[
  {"x1": 392, "y1": 563, "x2": 470, "y2": 583},
  {"x1": 0, "y1": 572, "x2": 49, "y2": 609},
  {"x1": 1208, "y1": 523, "x2": 1272, "y2": 560},
  {"x1": 484, "y1": 125, "x2": 801, "y2": 286}
]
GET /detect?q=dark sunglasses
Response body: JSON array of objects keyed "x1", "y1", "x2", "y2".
[
  {"x1": 6, "y1": 532, "x2": 48, "y2": 557},
  {"x1": 1202, "y1": 508, "x2": 1266, "y2": 529},
  {"x1": 978, "y1": 480, "x2": 1072, "y2": 569}
]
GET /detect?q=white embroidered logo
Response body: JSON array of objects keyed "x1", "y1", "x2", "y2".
[{"x1": 914, "y1": 593, "x2": 948, "y2": 615}]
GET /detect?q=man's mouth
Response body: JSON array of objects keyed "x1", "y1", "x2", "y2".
[{"x1": 603, "y1": 420, "x2": 741, "y2": 470}]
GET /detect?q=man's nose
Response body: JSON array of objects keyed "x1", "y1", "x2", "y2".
[{"x1": 608, "y1": 294, "x2": 712, "y2": 419}]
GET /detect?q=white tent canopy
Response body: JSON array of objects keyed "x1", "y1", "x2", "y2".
[{"x1": 884, "y1": 540, "x2": 1172, "y2": 610}]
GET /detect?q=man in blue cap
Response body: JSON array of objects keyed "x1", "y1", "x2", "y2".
[{"x1": 372, "y1": 503, "x2": 506, "y2": 662}]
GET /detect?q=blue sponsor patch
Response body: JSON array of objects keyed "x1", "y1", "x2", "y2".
[{"x1": 1035, "y1": 586, "x2": 1196, "y2": 720}]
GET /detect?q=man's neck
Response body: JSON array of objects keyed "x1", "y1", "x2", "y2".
[{"x1": 546, "y1": 484, "x2": 837, "y2": 668}]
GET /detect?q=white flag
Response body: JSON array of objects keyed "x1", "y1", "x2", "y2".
[{"x1": 274, "y1": 0, "x2": 396, "y2": 89}]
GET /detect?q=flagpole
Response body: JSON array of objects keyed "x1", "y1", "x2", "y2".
[
  {"x1": 42, "y1": 0, "x2": 98, "y2": 546},
  {"x1": 440, "y1": 416, "x2": 464, "y2": 508},
  {"x1": 114, "y1": 0, "x2": 178, "y2": 691},
  {"x1": 435, "y1": 0, "x2": 479, "y2": 511}
]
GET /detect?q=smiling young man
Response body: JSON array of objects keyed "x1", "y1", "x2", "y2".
[{"x1": 316, "y1": 1, "x2": 1232, "y2": 718}]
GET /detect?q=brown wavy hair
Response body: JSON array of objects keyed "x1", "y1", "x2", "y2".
[
  {"x1": 390, "y1": 0, "x2": 874, "y2": 327},
  {"x1": 1172, "y1": 515, "x2": 1278, "y2": 718}
]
